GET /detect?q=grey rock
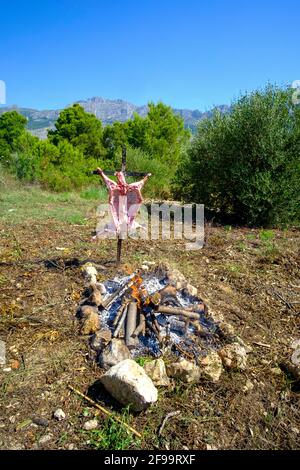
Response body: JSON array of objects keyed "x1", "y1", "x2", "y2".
[
  {"x1": 100, "y1": 359, "x2": 158, "y2": 411},
  {"x1": 90, "y1": 329, "x2": 112, "y2": 352},
  {"x1": 99, "y1": 338, "x2": 131, "y2": 369},
  {"x1": 32, "y1": 417, "x2": 49, "y2": 427}
]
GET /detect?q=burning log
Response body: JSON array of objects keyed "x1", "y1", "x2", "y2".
[
  {"x1": 158, "y1": 285, "x2": 180, "y2": 306},
  {"x1": 113, "y1": 300, "x2": 129, "y2": 327},
  {"x1": 113, "y1": 304, "x2": 128, "y2": 338},
  {"x1": 150, "y1": 312, "x2": 161, "y2": 335},
  {"x1": 155, "y1": 305, "x2": 201, "y2": 320},
  {"x1": 133, "y1": 313, "x2": 146, "y2": 337},
  {"x1": 102, "y1": 274, "x2": 136, "y2": 310},
  {"x1": 125, "y1": 302, "x2": 138, "y2": 349},
  {"x1": 184, "y1": 302, "x2": 207, "y2": 315},
  {"x1": 145, "y1": 317, "x2": 162, "y2": 342}
]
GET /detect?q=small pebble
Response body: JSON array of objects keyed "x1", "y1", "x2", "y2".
[
  {"x1": 68, "y1": 443, "x2": 77, "y2": 450},
  {"x1": 83, "y1": 419, "x2": 98, "y2": 430},
  {"x1": 53, "y1": 409, "x2": 65, "y2": 421},
  {"x1": 32, "y1": 417, "x2": 49, "y2": 427},
  {"x1": 271, "y1": 367, "x2": 282, "y2": 375},
  {"x1": 38, "y1": 434, "x2": 52, "y2": 445},
  {"x1": 243, "y1": 380, "x2": 254, "y2": 393}
]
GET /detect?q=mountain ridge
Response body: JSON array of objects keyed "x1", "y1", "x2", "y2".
[{"x1": 0, "y1": 97, "x2": 230, "y2": 139}]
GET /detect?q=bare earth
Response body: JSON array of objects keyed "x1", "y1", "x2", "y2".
[{"x1": 0, "y1": 192, "x2": 299, "y2": 450}]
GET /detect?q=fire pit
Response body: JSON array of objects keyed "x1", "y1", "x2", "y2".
[
  {"x1": 75, "y1": 262, "x2": 251, "y2": 410},
  {"x1": 76, "y1": 262, "x2": 244, "y2": 365}
]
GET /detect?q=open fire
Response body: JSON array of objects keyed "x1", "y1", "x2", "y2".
[{"x1": 78, "y1": 263, "x2": 224, "y2": 361}]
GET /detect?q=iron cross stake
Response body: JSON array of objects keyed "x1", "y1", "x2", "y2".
[{"x1": 93, "y1": 146, "x2": 150, "y2": 267}]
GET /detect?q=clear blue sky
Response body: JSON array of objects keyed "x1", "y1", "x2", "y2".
[{"x1": 1, "y1": 0, "x2": 299, "y2": 111}]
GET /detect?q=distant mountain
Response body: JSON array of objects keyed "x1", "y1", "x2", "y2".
[{"x1": 0, "y1": 97, "x2": 230, "y2": 139}]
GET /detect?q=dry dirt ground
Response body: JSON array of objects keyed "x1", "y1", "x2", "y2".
[{"x1": 0, "y1": 192, "x2": 299, "y2": 450}]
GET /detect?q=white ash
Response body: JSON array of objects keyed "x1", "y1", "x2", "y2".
[{"x1": 98, "y1": 273, "x2": 220, "y2": 357}]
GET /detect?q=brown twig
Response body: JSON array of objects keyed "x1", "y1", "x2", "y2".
[
  {"x1": 158, "y1": 410, "x2": 181, "y2": 436},
  {"x1": 68, "y1": 385, "x2": 142, "y2": 438}
]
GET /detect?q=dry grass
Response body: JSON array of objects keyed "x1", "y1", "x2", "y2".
[{"x1": 0, "y1": 183, "x2": 299, "y2": 450}]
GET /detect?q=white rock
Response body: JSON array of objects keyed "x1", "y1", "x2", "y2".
[
  {"x1": 218, "y1": 343, "x2": 248, "y2": 370},
  {"x1": 291, "y1": 339, "x2": 300, "y2": 350},
  {"x1": 291, "y1": 348, "x2": 300, "y2": 366},
  {"x1": 38, "y1": 434, "x2": 53, "y2": 445},
  {"x1": 83, "y1": 419, "x2": 98, "y2": 430},
  {"x1": 0, "y1": 340, "x2": 6, "y2": 365},
  {"x1": 207, "y1": 444, "x2": 218, "y2": 450},
  {"x1": 99, "y1": 339, "x2": 131, "y2": 369},
  {"x1": 166, "y1": 359, "x2": 200, "y2": 383},
  {"x1": 144, "y1": 359, "x2": 170, "y2": 386},
  {"x1": 81, "y1": 263, "x2": 98, "y2": 285},
  {"x1": 53, "y1": 409, "x2": 65, "y2": 421},
  {"x1": 184, "y1": 284, "x2": 198, "y2": 297},
  {"x1": 100, "y1": 359, "x2": 158, "y2": 411},
  {"x1": 270, "y1": 367, "x2": 282, "y2": 375},
  {"x1": 3, "y1": 367, "x2": 11, "y2": 372},
  {"x1": 243, "y1": 379, "x2": 254, "y2": 393},
  {"x1": 200, "y1": 351, "x2": 223, "y2": 382},
  {"x1": 96, "y1": 283, "x2": 107, "y2": 294},
  {"x1": 141, "y1": 265, "x2": 149, "y2": 271}
]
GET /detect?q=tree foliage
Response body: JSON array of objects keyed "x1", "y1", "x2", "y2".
[
  {"x1": 48, "y1": 104, "x2": 106, "y2": 159},
  {"x1": 0, "y1": 111, "x2": 27, "y2": 161},
  {"x1": 103, "y1": 102, "x2": 190, "y2": 164},
  {"x1": 174, "y1": 85, "x2": 300, "y2": 225}
]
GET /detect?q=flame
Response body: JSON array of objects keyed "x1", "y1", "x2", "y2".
[{"x1": 129, "y1": 273, "x2": 145, "y2": 308}]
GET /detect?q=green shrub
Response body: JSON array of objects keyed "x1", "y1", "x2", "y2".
[
  {"x1": 173, "y1": 85, "x2": 300, "y2": 226},
  {"x1": 125, "y1": 146, "x2": 174, "y2": 199}
]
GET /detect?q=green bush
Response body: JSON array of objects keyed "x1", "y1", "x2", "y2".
[
  {"x1": 125, "y1": 146, "x2": 174, "y2": 199},
  {"x1": 173, "y1": 85, "x2": 300, "y2": 226}
]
